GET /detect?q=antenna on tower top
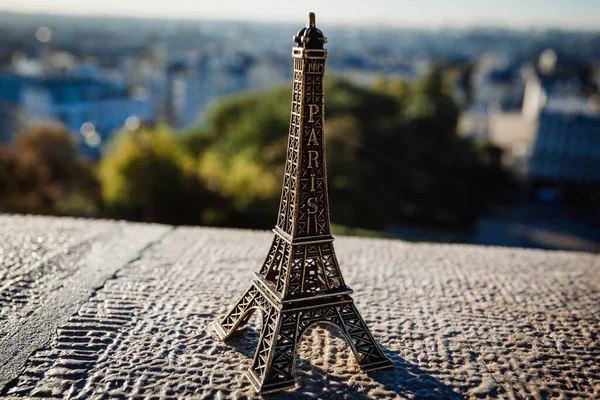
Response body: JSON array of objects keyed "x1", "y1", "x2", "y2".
[{"x1": 307, "y1": 12, "x2": 316, "y2": 28}]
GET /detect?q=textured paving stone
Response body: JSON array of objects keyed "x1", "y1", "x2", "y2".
[
  {"x1": 0, "y1": 215, "x2": 599, "y2": 399},
  {"x1": 0, "y1": 215, "x2": 114, "y2": 336},
  {"x1": 0, "y1": 215, "x2": 171, "y2": 390}
]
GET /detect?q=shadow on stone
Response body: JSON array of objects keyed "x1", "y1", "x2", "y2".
[
  {"x1": 365, "y1": 350, "x2": 464, "y2": 399},
  {"x1": 276, "y1": 349, "x2": 464, "y2": 400},
  {"x1": 225, "y1": 325, "x2": 463, "y2": 399},
  {"x1": 225, "y1": 326, "x2": 262, "y2": 359}
]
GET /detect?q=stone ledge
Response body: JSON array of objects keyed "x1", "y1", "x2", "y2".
[{"x1": 0, "y1": 214, "x2": 598, "y2": 399}]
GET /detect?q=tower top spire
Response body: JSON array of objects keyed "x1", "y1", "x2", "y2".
[
  {"x1": 307, "y1": 12, "x2": 316, "y2": 28},
  {"x1": 293, "y1": 12, "x2": 327, "y2": 50}
]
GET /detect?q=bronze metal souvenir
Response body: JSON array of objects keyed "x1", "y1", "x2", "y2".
[{"x1": 213, "y1": 12, "x2": 393, "y2": 394}]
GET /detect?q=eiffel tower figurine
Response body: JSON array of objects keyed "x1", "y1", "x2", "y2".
[{"x1": 213, "y1": 12, "x2": 393, "y2": 394}]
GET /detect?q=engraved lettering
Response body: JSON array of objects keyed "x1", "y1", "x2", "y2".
[
  {"x1": 310, "y1": 174, "x2": 316, "y2": 191},
  {"x1": 308, "y1": 128, "x2": 319, "y2": 146},
  {"x1": 307, "y1": 197, "x2": 318, "y2": 214},
  {"x1": 308, "y1": 150, "x2": 319, "y2": 168},
  {"x1": 308, "y1": 104, "x2": 320, "y2": 122}
]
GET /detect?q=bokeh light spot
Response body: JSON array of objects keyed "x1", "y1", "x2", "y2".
[
  {"x1": 125, "y1": 116, "x2": 140, "y2": 131},
  {"x1": 35, "y1": 26, "x2": 52, "y2": 43},
  {"x1": 80, "y1": 122, "x2": 95, "y2": 137},
  {"x1": 84, "y1": 132, "x2": 101, "y2": 147}
]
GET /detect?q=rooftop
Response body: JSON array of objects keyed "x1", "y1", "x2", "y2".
[{"x1": 0, "y1": 214, "x2": 598, "y2": 398}]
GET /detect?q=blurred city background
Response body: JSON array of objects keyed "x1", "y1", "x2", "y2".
[{"x1": 1, "y1": 1, "x2": 599, "y2": 252}]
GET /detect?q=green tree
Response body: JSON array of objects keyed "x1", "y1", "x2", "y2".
[
  {"x1": 0, "y1": 125, "x2": 100, "y2": 216},
  {"x1": 99, "y1": 126, "x2": 228, "y2": 225},
  {"x1": 372, "y1": 74, "x2": 411, "y2": 98},
  {"x1": 405, "y1": 65, "x2": 460, "y2": 134}
]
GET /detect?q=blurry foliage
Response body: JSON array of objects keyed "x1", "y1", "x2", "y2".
[
  {"x1": 0, "y1": 125, "x2": 100, "y2": 216},
  {"x1": 98, "y1": 126, "x2": 229, "y2": 225},
  {"x1": 372, "y1": 74, "x2": 411, "y2": 98},
  {"x1": 184, "y1": 67, "x2": 508, "y2": 230}
]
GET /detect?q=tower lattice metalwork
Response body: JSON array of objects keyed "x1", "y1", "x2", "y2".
[{"x1": 213, "y1": 12, "x2": 393, "y2": 394}]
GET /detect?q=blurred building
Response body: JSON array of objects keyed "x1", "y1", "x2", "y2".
[
  {"x1": 126, "y1": 46, "x2": 170, "y2": 126},
  {"x1": 459, "y1": 54, "x2": 527, "y2": 143},
  {"x1": 160, "y1": 52, "x2": 288, "y2": 128},
  {"x1": 522, "y1": 49, "x2": 600, "y2": 120},
  {"x1": 0, "y1": 72, "x2": 153, "y2": 157},
  {"x1": 166, "y1": 53, "x2": 250, "y2": 128},
  {"x1": 527, "y1": 112, "x2": 600, "y2": 184},
  {"x1": 522, "y1": 50, "x2": 600, "y2": 193},
  {"x1": 486, "y1": 112, "x2": 538, "y2": 175},
  {"x1": 460, "y1": 48, "x2": 600, "y2": 184},
  {"x1": 470, "y1": 54, "x2": 524, "y2": 113}
]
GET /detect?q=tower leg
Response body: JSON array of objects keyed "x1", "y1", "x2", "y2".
[
  {"x1": 336, "y1": 302, "x2": 394, "y2": 372},
  {"x1": 214, "y1": 289, "x2": 393, "y2": 394},
  {"x1": 213, "y1": 285, "x2": 261, "y2": 340},
  {"x1": 246, "y1": 308, "x2": 300, "y2": 393}
]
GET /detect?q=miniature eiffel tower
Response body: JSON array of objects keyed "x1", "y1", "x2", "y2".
[{"x1": 213, "y1": 12, "x2": 393, "y2": 394}]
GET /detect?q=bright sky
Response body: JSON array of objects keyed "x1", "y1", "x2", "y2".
[{"x1": 1, "y1": 0, "x2": 599, "y2": 30}]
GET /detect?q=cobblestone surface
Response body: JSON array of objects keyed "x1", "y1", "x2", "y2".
[
  {"x1": 0, "y1": 215, "x2": 599, "y2": 399},
  {"x1": 0, "y1": 215, "x2": 113, "y2": 337}
]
